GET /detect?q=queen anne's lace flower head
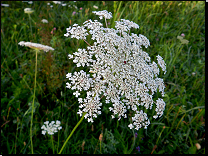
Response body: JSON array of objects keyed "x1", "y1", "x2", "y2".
[
  {"x1": 18, "y1": 41, "x2": 54, "y2": 52},
  {"x1": 65, "y1": 10, "x2": 167, "y2": 130},
  {"x1": 92, "y1": 10, "x2": 112, "y2": 20},
  {"x1": 41, "y1": 120, "x2": 62, "y2": 135},
  {"x1": 24, "y1": 8, "x2": 34, "y2": 14},
  {"x1": 41, "y1": 19, "x2": 48, "y2": 23}
]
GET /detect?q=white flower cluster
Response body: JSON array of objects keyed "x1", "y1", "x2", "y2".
[
  {"x1": 92, "y1": 10, "x2": 112, "y2": 20},
  {"x1": 64, "y1": 24, "x2": 89, "y2": 40},
  {"x1": 41, "y1": 19, "x2": 48, "y2": 23},
  {"x1": 65, "y1": 10, "x2": 167, "y2": 131},
  {"x1": 128, "y1": 110, "x2": 150, "y2": 130},
  {"x1": 18, "y1": 41, "x2": 54, "y2": 52},
  {"x1": 156, "y1": 55, "x2": 166, "y2": 74},
  {"x1": 24, "y1": 8, "x2": 34, "y2": 14},
  {"x1": 41, "y1": 120, "x2": 62, "y2": 135},
  {"x1": 52, "y1": 1, "x2": 62, "y2": 4},
  {"x1": 115, "y1": 19, "x2": 140, "y2": 33}
]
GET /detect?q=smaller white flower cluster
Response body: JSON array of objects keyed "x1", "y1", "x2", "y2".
[
  {"x1": 120, "y1": 19, "x2": 140, "y2": 29},
  {"x1": 18, "y1": 41, "x2": 54, "y2": 52},
  {"x1": 41, "y1": 120, "x2": 62, "y2": 135},
  {"x1": 131, "y1": 33, "x2": 150, "y2": 49},
  {"x1": 93, "y1": 5, "x2": 98, "y2": 9},
  {"x1": 1, "y1": 4, "x2": 9, "y2": 7},
  {"x1": 128, "y1": 110, "x2": 150, "y2": 130},
  {"x1": 71, "y1": 48, "x2": 94, "y2": 67},
  {"x1": 41, "y1": 19, "x2": 48, "y2": 23},
  {"x1": 153, "y1": 98, "x2": 166, "y2": 119},
  {"x1": 83, "y1": 19, "x2": 103, "y2": 31},
  {"x1": 115, "y1": 19, "x2": 140, "y2": 33},
  {"x1": 52, "y1": 1, "x2": 62, "y2": 4},
  {"x1": 92, "y1": 10, "x2": 112, "y2": 20},
  {"x1": 24, "y1": 8, "x2": 34, "y2": 14},
  {"x1": 64, "y1": 24, "x2": 89, "y2": 40},
  {"x1": 156, "y1": 55, "x2": 166, "y2": 74}
]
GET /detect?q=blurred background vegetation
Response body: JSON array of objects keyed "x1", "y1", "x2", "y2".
[{"x1": 1, "y1": 1, "x2": 205, "y2": 154}]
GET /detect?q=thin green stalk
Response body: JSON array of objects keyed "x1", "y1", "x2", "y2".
[
  {"x1": 58, "y1": 112, "x2": 86, "y2": 154},
  {"x1": 127, "y1": 129, "x2": 136, "y2": 154},
  {"x1": 22, "y1": 75, "x2": 33, "y2": 95},
  {"x1": 165, "y1": 45, "x2": 183, "y2": 78},
  {"x1": 171, "y1": 106, "x2": 182, "y2": 128},
  {"x1": 162, "y1": 106, "x2": 181, "y2": 142},
  {"x1": 112, "y1": 1, "x2": 122, "y2": 27},
  {"x1": 99, "y1": 139, "x2": 102, "y2": 153},
  {"x1": 28, "y1": 14, "x2": 33, "y2": 36},
  {"x1": 176, "y1": 113, "x2": 186, "y2": 130},
  {"x1": 30, "y1": 50, "x2": 38, "y2": 154},
  {"x1": 15, "y1": 117, "x2": 19, "y2": 154},
  {"x1": 51, "y1": 135, "x2": 54, "y2": 154},
  {"x1": 57, "y1": 132, "x2": 60, "y2": 153},
  {"x1": 156, "y1": 126, "x2": 165, "y2": 145},
  {"x1": 188, "y1": 109, "x2": 203, "y2": 127}
]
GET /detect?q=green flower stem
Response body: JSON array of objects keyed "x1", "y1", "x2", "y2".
[
  {"x1": 100, "y1": 140, "x2": 101, "y2": 153},
  {"x1": 127, "y1": 129, "x2": 136, "y2": 154},
  {"x1": 57, "y1": 132, "x2": 60, "y2": 153},
  {"x1": 30, "y1": 49, "x2": 38, "y2": 154},
  {"x1": 28, "y1": 14, "x2": 33, "y2": 36},
  {"x1": 51, "y1": 135, "x2": 54, "y2": 154},
  {"x1": 15, "y1": 118, "x2": 19, "y2": 154},
  {"x1": 58, "y1": 112, "x2": 86, "y2": 154},
  {"x1": 156, "y1": 126, "x2": 165, "y2": 145}
]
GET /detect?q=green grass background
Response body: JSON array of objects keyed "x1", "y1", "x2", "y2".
[{"x1": 1, "y1": 1, "x2": 205, "y2": 154}]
